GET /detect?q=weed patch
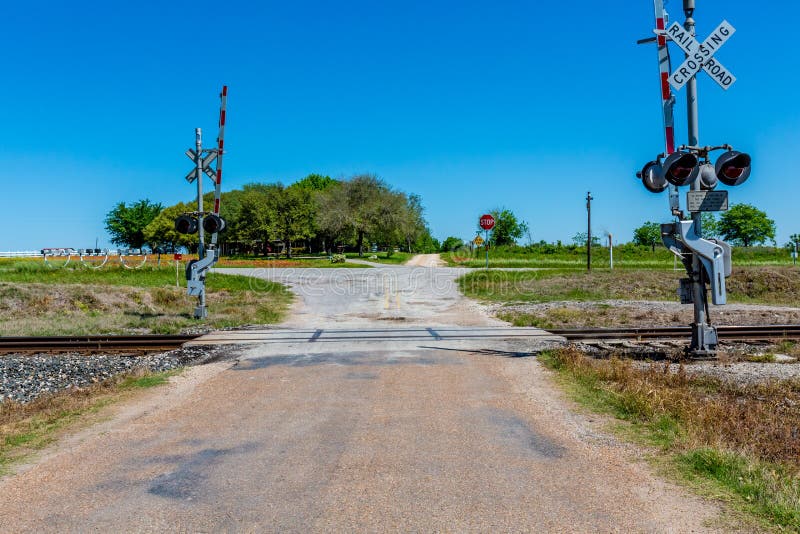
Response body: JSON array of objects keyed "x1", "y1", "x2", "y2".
[
  {"x1": 0, "y1": 369, "x2": 174, "y2": 474},
  {"x1": 461, "y1": 267, "x2": 800, "y2": 307},
  {"x1": 540, "y1": 348, "x2": 800, "y2": 530},
  {"x1": 0, "y1": 264, "x2": 292, "y2": 335}
]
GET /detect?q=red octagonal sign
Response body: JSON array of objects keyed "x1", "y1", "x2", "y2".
[{"x1": 479, "y1": 214, "x2": 495, "y2": 230}]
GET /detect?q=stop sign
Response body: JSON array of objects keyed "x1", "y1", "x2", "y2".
[{"x1": 479, "y1": 214, "x2": 495, "y2": 230}]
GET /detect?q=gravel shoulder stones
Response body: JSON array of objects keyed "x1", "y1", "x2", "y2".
[
  {"x1": 0, "y1": 345, "x2": 233, "y2": 404},
  {"x1": 572, "y1": 341, "x2": 800, "y2": 387},
  {"x1": 677, "y1": 360, "x2": 800, "y2": 386}
]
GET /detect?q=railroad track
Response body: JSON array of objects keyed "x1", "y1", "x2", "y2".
[
  {"x1": 0, "y1": 334, "x2": 198, "y2": 353},
  {"x1": 550, "y1": 325, "x2": 800, "y2": 342},
  {"x1": 1, "y1": 326, "x2": 798, "y2": 354}
]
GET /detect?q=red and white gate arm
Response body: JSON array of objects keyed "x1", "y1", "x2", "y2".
[
  {"x1": 652, "y1": 0, "x2": 681, "y2": 213},
  {"x1": 211, "y1": 85, "x2": 227, "y2": 247},
  {"x1": 653, "y1": 0, "x2": 675, "y2": 155}
]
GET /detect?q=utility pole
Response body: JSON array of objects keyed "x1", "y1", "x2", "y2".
[{"x1": 586, "y1": 191, "x2": 593, "y2": 271}]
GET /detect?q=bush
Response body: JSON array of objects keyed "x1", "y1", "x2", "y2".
[{"x1": 330, "y1": 254, "x2": 346, "y2": 264}]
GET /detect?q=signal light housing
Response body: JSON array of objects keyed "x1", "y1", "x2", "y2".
[
  {"x1": 175, "y1": 215, "x2": 198, "y2": 234},
  {"x1": 636, "y1": 161, "x2": 668, "y2": 193},
  {"x1": 715, "y1": 150, "x2": 751, "y2": 186},
  {"x1": 662, "y1": 151, "x2": 700, "y2": 186},
  {"x1": 699, "y1": 163, "x2": 718, "y2": 190},
  {"x1": 202, "y1": 214, "x2": 226, "y2": 234}
]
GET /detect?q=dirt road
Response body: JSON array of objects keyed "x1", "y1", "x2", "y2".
[{"x1": 0, "y1": 259, "x2": 722, "y2": 531}]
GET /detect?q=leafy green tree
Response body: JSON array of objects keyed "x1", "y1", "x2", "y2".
[
  {"x1": 294, "y1": 173, "x2": 337, "y2": 191},
  {"x1": 632, "y1": 221, "x2": 662, "y2": 251},
  {"x1": 483, "y1": 208, "x2": 527, "y2": 246},
  {"x1": 700, "y1": 212, "x2": 720, "y2": 239},
  {"x1": 142, "y1": 202, "x2": 197, "y2": 252},
  {"x1": 237, "y1": 183, "x2": 278, "y2": 254},
  {"x1": 440, "y1": 236, "x2": 463, "y2": 252},
  {"x1": 413, "y1": 231, "x2": 440, "y2": 253},
  {"x1": 785, "y1": 234, "x2": 800, "y2": 250},
  {"x1": 571, "y1": 232, "x2": 600, "y2": 247},
  {"x1": 271, "y1": 183, "x2": 317, "y2": 258},
  {"x1": 718, "y1": 203, "x2": 776, "y2": 247},
  {"x1": 105, "y1": 199, "x2": 163, "y2": 249},
  {"x1": 399, "y1": 194, "x2": 428, "y2": 252},
  {"x1": 317, "y1": 174, "x2": 409, "y2": 256}
]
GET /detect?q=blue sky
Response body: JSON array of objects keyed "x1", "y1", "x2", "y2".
[{"x1": 2, "y1": 0, "x2": 798, "y2": 250}]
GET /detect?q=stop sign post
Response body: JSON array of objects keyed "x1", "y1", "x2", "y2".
[{"x1": 479, "y1": 214, "x2": 495, "y2": 269}]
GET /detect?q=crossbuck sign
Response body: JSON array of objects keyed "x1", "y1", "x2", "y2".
[
  {"x1": 666, "y1": 20, "x2": 736, "y2": 91},
  {"x1": 184, "y1": 149, "x2": 217, "y2": 183}
]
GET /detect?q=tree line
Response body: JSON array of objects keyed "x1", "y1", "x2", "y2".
[
  {"x1": 106, "y1": 185, "x2": 789, "y2": 258},
  {"x1": 105, "y1": 174, "x2": 439, "y2": 257}
]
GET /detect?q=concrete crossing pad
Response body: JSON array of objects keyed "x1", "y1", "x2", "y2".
[{"x1": 187, "y1": 326, "x2": 565, "y2": 346}]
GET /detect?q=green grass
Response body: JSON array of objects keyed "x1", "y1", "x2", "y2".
[
  {"x1": 345, "y1": 251, "x2": 414, "y2": 264},
  {"x1": 677, "y1": 449, "x2": 800, "y2": 529},
  {"x1": 216, "y1": 257, "x2": 371, "y2": 268},
  {"x1": 119, "y1": 372, "x2": 174, "y2": 389},
  {"x1": 0, "y1": 369, "x2": 176, "y2": 474},
  {"x1": 539, "y1": 349, "x2": 800, "y2": 530},
  {"x1": 0, "y1": 262, "x2": 293, "y2": 335},
  {"x1": 459, "y1": 266, "x2": 800, "y2": 307},
  {"x1": 442, "y1": 244, "x2": 798, "y2": 269}
]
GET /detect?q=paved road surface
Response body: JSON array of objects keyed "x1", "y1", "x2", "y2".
[{"x1": 0, "y1": 259, "x2": 721, "y2": 531}]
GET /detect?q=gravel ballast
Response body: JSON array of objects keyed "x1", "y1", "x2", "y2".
[{"x1": 0, "y1": 345, "x2": 232, "y2": 404}]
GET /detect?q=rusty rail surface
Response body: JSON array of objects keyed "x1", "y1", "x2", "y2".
[
  {"x1": 549, "y1": 325, "x2": 800, "y2": 342},
  {"x1": 0, "y1": 335, "x2": 198, "y2": 353}
]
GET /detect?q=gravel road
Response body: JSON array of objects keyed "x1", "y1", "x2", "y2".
[{"x1": 0, "y1": 258, "x2": 725, "y2": 531}]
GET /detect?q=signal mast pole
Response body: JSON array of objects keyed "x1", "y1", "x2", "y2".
[
  {"x1": 683, "y1": 0, "x2": 716, "y2": 356},
  {"x1": 195, "y1": 128, "x2": 205, "y2": 259}
]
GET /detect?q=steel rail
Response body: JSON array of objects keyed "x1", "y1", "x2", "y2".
[
  {"x1": 0, "y1": 334, "x2": 198, "y2": 353},
  {"x1": 2, "y1": 325, "x2": 799, "y2": 353},
  {"x1": 550, "y1": 325, "x2": 800, "y2": 341}
]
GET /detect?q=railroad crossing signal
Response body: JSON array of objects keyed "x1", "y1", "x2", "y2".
[
  {"x1": 637, "y1": 2, "x2": 748, "y2": 358},
  {"x1": 637, "y1": 148, "x2": 751, "y2": 194},
  {"x1": 184, "y1": 149, "x2": 218, "y2": 182},
  {"x1": 664, "y1": 19, "x2": 736, "y2": 90}
]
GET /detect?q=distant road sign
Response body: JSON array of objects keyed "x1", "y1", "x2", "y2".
[
  {"x1": 665, "y1": 20, "x2": 736, "y2": 91},
  {"x1": 174, "y1": 253, "x2": 183, "y2": 260},
  {"x1": 473, "y1": 235, "x2": 484, "y2": 246},
  {"x1": 479, "y1": 214, "x2": 495, "y2": 230}
]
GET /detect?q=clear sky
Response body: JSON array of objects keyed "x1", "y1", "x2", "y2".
[{"x1": 2, "y1": 0, "x2": 798, "y2": 251}]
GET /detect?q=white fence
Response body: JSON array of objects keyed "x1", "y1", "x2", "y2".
[{"x1": 0, "y1": 251, "x2": 43, "y2": 258}]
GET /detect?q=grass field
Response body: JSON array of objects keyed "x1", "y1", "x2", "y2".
[
  {"x1": 541, "y1": 348, "x2": 800, "y2": 531},
  {"x1": 443, "y1": 244, "x2": 797, "y2": 269},
  {"x1": 0, "y1": 260, "x2": 292, "y2": 335},
  {"x1": 216, "y1": 257, "x2": 370, "y2": 268},
  {"x1": 459, "y1": 266, "x2": 800, "y2": 307},
  {"x1": 345, "y1": 251, "x2": 414, "y2": 264}
]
